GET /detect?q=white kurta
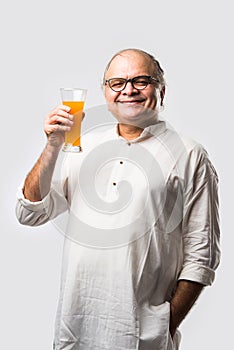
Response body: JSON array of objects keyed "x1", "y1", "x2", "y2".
[{"x1": 16, "y1": 121, "x2": 220, "y2": 350}]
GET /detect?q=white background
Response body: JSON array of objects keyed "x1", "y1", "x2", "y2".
[{"x1": 0, "y1": 0, "x2": 232, "y2": 349}]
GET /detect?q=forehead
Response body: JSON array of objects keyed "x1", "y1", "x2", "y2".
[{"x1": 106, "y1": 52, "x2": 154, "y2": 78}]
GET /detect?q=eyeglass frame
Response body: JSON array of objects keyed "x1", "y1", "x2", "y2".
[{"x1": 104, "y1": 75, "x2": 159, "y2": 92}]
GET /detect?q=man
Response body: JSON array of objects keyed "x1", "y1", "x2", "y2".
[{"x1": 16, "y1": 48, "x2": 220, "y2": 350}]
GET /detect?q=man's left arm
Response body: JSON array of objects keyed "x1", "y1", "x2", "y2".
[
  {"x1": 169, "y1": 280, "x2": 204, "y2": 337},
  {"x1": 170, "y1": 146, "x2": 221, "y2": 336}
]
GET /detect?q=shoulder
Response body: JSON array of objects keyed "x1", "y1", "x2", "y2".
[
  {"x1": 162, "y1": 124, "x2": 218, "y2": 180},
  {"x1": 162, "y1": 123, "x2": 209, "y2": 158}
]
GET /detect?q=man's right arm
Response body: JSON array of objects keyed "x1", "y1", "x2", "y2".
[{"x1": 23, "y1": 105, "x2": 73, "y2": 202}]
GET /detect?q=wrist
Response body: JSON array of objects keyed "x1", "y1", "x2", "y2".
[
  {"x1": 45, "y1": 130, "x2": 65, "y2": 150},
  {"x1": 45, "y1": 140, "x2": 63, "y2": 154},
  {"x1": 169, "y1": 302, "x2": 178, "y2": 337}
]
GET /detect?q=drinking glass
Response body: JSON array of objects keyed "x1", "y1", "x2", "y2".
[{"x1": 60, "y1": 87, "x2": 87, "y2": 152}]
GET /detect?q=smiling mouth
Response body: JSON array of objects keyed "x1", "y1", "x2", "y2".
[{"x1": 118, "y1": 100, "x2": 145, "y2": 104}]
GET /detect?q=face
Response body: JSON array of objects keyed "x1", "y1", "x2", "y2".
[{"x1": 104, "y1": 51, "x2": 160, "y2": 126}]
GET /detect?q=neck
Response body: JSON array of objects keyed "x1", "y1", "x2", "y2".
[{"x1": 118, "y1": 123, "x2": 143, "y2": 140}]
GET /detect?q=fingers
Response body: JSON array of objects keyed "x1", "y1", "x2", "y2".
[
  {"x1": 44, "y1": 105, "x2": 74, "y2": 135},
  {"x1": 51, "y1": 105, "x2": 74, "y2": 124}
]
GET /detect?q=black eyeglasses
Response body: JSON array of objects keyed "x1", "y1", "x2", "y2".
[{"x1": 105, "y1": 75, "x2": 159, "y2": 92}]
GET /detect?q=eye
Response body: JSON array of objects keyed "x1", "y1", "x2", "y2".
[
  {"x1": 110, "y1": 79, "x2": 125, "y2": 88},
  {"x1": 133, "y1": 76, "x2": 149, "y2": 89},
  {"x1": 133, "y1": 76, "x2": 149, "y2": 87}
]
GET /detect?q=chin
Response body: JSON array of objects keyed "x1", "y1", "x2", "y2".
[{"x1": 109, "y1": 103, "x2": 158, "y2": 128}]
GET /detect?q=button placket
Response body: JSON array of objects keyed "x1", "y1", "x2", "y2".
[{"x1": 111, "y1": 159, "x2": 125, "y2": 189}]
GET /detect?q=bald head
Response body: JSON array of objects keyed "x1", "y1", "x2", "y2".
[{"x1": 103, "y1": 48, "x2": 165, "y2": 87}]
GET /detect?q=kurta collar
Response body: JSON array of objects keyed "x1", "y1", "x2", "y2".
[{"x1": 115, "y1": 120, "x2": 167, "y2": 143}]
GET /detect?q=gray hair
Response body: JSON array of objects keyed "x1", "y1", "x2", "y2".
[{"x1": 102, "y1": 48, "x2": 166, "y2": 87}]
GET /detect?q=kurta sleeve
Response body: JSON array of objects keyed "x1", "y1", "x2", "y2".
[
  {"x1": 16, "y1": 184, "x2": 68, "y2": 226},
  {"x1": 16, "y1": 158, "x2": 69, "y2": 227},
  {"x1": 178, "y1": 145, "x2": 221, "y2": 286}
]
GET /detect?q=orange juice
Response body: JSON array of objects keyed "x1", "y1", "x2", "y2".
[{"x1": 62, "y1": 101, "x2": 84, "y2": 147}]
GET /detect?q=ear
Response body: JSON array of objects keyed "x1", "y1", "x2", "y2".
[
  {"x1": 160, "y1": 86, "x2": 166, "y2": 106},
  {"x1": 100, "y1": 81, "x2": 105, "y2": 94}
]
